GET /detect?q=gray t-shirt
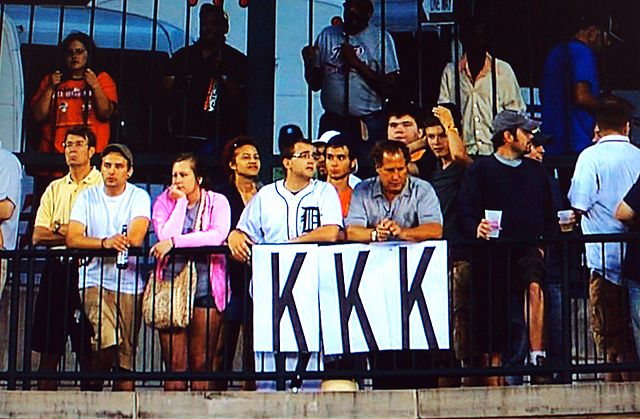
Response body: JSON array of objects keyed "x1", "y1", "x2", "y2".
[
  {"x1": 346, "y1": 176, "x2": 442, "y2": 229},
  {"x1": 313, "y1": 23, "x2": 399, "y2": 116}
]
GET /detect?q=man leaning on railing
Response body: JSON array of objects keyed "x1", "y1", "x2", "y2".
[
  {"x1": 66, "y1": 143, "x2": 150, "y2": 391},
  {"x1": 31, "y1": 126, "x2": 102, "y2": 391}
]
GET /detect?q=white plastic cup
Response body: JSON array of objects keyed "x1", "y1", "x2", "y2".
[
  {"x1": 558, "y1": 209, "x2": 574, "y2": 232},
  {"x1": 484, "y1": 210, "x2": 502, "y2": 239}
]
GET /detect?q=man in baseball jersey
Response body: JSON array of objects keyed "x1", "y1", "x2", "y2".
[{"x1": 228, "y1": 138, "x2": 343, "y2": 260}]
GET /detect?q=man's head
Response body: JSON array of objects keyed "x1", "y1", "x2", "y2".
[
  {"x1": 572, "y1": 13, "x2": 609, "y2": 51},
  {"x1": 282, "y1": 138, "x2": 316, "y2": 180},
  {"x1": 372, "y1": 140, "x2": 411, "y2": 197},
  {"x1": 491, "y1": 110, "x2": 540, "y2": 157},
  {"x1": 199, "y1": 4, "x2": 229, "y2": 47},
  {"x1": 595, "y1": 94, "x2": 633, "y2": 136},
  {"x1": 386, "y1": 102, "x2": 425, "y2": 145},
  {"x1": 459, "y1": 19, "x2": 489, "y2": 59},
  {"x1": 423, "y1": 115, "x2": 450, "y2": 160},
  {"x1": 343, "y1": 0, "x2": 373, "y2": 35},
  {"x1": 63, "y1": 126, "x2": 96, "y2": 168},
  {"x1": 278, "y1": 124, "x2": 304, "y2": 156},
  {"x1": 325, "y1": 134, "x2": 357, "y2": 183},
  {"x1": 525, "y1": 131, "x2": 552, "y2": 162},
  {"x1": 101, "y1": 143, "x2": 133, "y2": 189}
]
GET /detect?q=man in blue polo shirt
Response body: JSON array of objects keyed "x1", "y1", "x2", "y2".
[{"x1": 541, "y1": 14, "x2": 607, "y2": 155}]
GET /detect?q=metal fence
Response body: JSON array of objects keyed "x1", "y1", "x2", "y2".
[{"x1": 1, "y1": 234, "x2": 639, "y2": 391}]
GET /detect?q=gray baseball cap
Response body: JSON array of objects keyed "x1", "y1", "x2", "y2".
[
  {"x1": 102, "y1": 143, "x2": 134, "y2": 167},
  {"x1": 492, "y1": 110, "x2": 541, "y2": 133}
]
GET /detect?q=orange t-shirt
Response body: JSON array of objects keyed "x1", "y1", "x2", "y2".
[
  {"x1": 31, "y1": 72, "x2": 118, "y2": 153},
  {"x1": 338, "y1": 187, "x2": 353, "y2": 218}
]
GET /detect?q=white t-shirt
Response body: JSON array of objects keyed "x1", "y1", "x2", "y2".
[
  {"x1": 313, "y1": 23, "x2": 399, "y2": 116},
  {"x1": 70, "y1": 183, "x2": 151, "y2": 294},
  {"x1": 0, "y1": 149, "x2": 22, "y2": 250},
  {"x1": 237, "y1": 179, "x2": 343, "y2": 244}
]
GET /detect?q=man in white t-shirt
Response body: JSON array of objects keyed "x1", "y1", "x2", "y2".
[
  {"x1": 0, "y1": 146, "x2": 22, "y2": 294},
  {"x1": 67, "y1": 143, "x2": 150, "y2": 391}
]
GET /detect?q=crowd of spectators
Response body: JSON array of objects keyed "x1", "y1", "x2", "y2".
[{"x1": 1, "y1": 0, "x2": 638, "y2": 392}]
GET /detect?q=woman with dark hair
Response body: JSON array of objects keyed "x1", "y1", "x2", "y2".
[
  {"x1": 214, "y1": 136, "x2": 261, "y2": 390},
  {"x1": 150, "y1": 153, "x2": 231, "y2": 391},
  {"x1": 31, "y1": 31, "x2": 118, "y2": 153}
]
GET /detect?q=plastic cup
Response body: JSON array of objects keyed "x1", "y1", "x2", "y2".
[
  {"x1": 558, "y1": 209, "x2": 574, "y2": 232},
  {"x1": 484, "y1": 210, "x2": 502, "y2": 239}
]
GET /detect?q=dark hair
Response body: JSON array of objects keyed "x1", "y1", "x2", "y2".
[
  {"x1": 459, "y1": 18, "x2": 488, "y2": 47},
  {"x1": 221, "y1": 135, "x2": 260, "y2": 179},
  {"x1": 596, "y1": 95, "x2": 633, "y2": 132},
  {"x1": 572, "y1": 12, "x2": 607, "y2": 34},
  {"x1": 173, "y1": 153, "x2": 210, "y2": 190},
  {"x1": 325, "y1": 134, "x2": 355, "y2": 160},
  {"x1": 200, "y1": 3, "x2": 226, "y2": 19},
  {"x1": 385, "y1": 101, "x2": 425, "y2": 130},
  {"x1": 491, "y1": 129, "x2": 518, "y2": 148},
  {"x1": 64, "y1": 125, "x2": 96, "y2": 148},
  {"x1": 60, "y1": 32, "x2": 96, "y2": 76},
  {"x1": 424, "y1": 115, "x2": 445, "y2": 131},
  {"x1": 346, "y1": 0, "x2": 374, "y2": 14},
  {"x1": 281, "y1": 138, "x2": 313, "y2": 160},
  {"x1": 371, "y1": 140, "x2": 410, "y2": 167}
]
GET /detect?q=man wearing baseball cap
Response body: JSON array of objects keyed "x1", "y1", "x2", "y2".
[
  {"x1": 457, "y1": 110, "x2": 558, "y2": 384},
  {"x1": 67, "y1": 143, "x2": 151, "y2": 391}
]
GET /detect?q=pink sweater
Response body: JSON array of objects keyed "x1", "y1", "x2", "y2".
[{"x1": 152, "y1": 189, "x2": 231, "y2": 311}]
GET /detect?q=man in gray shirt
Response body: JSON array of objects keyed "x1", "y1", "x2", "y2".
[
  {"x1": 346, "y1": 140, "x2": 442, "y2": 243},
  {"x1": 345, "y1": 140, "x2": 442, "y2": 388}
]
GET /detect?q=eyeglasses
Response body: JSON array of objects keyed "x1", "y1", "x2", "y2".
[
  {"x1": 63, "y1": 140, "x2": 88, "y2": 149},
  {"x1": 65, "y1": 48, "x2": 87, "y2": 57},
  {"x1": 291, "y1": 151, "x2": 314, "y2": 160}
]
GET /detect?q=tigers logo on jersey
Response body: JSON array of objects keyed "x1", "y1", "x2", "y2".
[{"x1": 301, "y1": 206, "x2": 320, "y2": 233}]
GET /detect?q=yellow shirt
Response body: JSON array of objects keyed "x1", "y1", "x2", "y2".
[{"x1": 34, "y1": 167, "x2": 103, "y2": 230}]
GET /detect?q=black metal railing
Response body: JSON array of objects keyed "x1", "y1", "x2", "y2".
[{"x1": 0, "y1": 234, "x2": 639, "y2": 391}]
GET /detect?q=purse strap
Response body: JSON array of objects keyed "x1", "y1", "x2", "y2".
[{"x1": 194, "y1": 189, "x2": 207, "y2": 232}]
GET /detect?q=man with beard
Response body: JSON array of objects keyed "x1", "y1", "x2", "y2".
[
  {"x1": 458, "y1": 111, "x2": 556, "y2": 384},
  {"x1": 163, "y1": 4, "x2": 247, "y2": 154}
]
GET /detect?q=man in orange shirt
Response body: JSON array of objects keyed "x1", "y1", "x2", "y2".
[{"x1": 325, "y1": 135, "x2": 358, "y2": 218}]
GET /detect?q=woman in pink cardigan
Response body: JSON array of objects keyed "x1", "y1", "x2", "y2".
[{"x1": 150, "y1": 153, "x2": 231, "y2": 391}]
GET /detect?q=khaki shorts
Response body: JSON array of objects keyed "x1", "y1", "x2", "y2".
[
  {"x1": 589, "y1": 272, "x2": 633, "y2": 362},
  {"x1": 81, "y1": 287, "x2": 142, "y2": 370},
  {"x1": 451, "y1": 260, "x2": 474, "y2": 360}
]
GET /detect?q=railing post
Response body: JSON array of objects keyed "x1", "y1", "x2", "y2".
[
  {"x1": 560, "y1": 240, "x2": 572, "y2": 383},
  {"x1": 7, "y1": 253, "x2": 21, "y2": 390}
]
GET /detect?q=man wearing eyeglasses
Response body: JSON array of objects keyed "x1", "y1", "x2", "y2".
[
  {"x1": 228, "y1": 138, "x2": 342, "y2": 261},
  {"x1": 31, "y1": 126, "x2": 102, "y2": 390}
]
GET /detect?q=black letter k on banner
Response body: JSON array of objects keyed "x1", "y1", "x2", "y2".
[
  {"x1": 400, "y1": 246, "x2": 439, "y2": 350},
  {"x1": 271, "y1": 252, "x2": 308, "y2": 353}
]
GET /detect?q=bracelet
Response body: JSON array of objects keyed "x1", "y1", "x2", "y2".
[
  {"x1": 371, "y1": 229, "x2": 378, "y2": 242},
  {"x1": 101, "y1": 237, "x2": 106, "y2": 249}
]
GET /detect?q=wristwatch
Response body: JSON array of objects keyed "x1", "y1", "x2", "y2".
[{"x1": 371, "y1": 228, "x2": 378, "y2": 242}]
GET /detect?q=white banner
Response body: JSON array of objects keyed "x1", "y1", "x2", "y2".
[
  {"x1": 252, "y1": 244, "x2": 320, "y2": 353},
  {"x1": 252, "y1": 241, "x2": 449, "y2": 355}
]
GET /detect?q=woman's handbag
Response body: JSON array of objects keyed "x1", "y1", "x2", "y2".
[{"x1": 142, "y1": 191, "x2": 207, "y2": 329}]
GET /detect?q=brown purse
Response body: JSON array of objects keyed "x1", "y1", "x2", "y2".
[{"x1": 142, "y1": 191, "x2": 206, "y2": 329}]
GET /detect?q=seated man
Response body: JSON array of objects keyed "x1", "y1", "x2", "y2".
[
  {"x1": 345, "y1": 140, "x2": 442, "y2": 388},
  {"x1": 325, "y1": 134, "x2": 359, "y2": 218},
  {"x1": 0, "y1": 145, "x2": 22, "y2": 292},
  {"x1": 67, "y1": 144, "x2": 150, "y2": 391}
]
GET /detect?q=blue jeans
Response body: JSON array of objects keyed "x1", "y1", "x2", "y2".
[{"x1": 628, "y1": 281, "x2": 640, "y2": 357}]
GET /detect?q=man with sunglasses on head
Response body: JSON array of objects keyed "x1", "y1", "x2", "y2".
[{"x1": 31, "y1": 126, "x2": 102, "y2": 390}]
